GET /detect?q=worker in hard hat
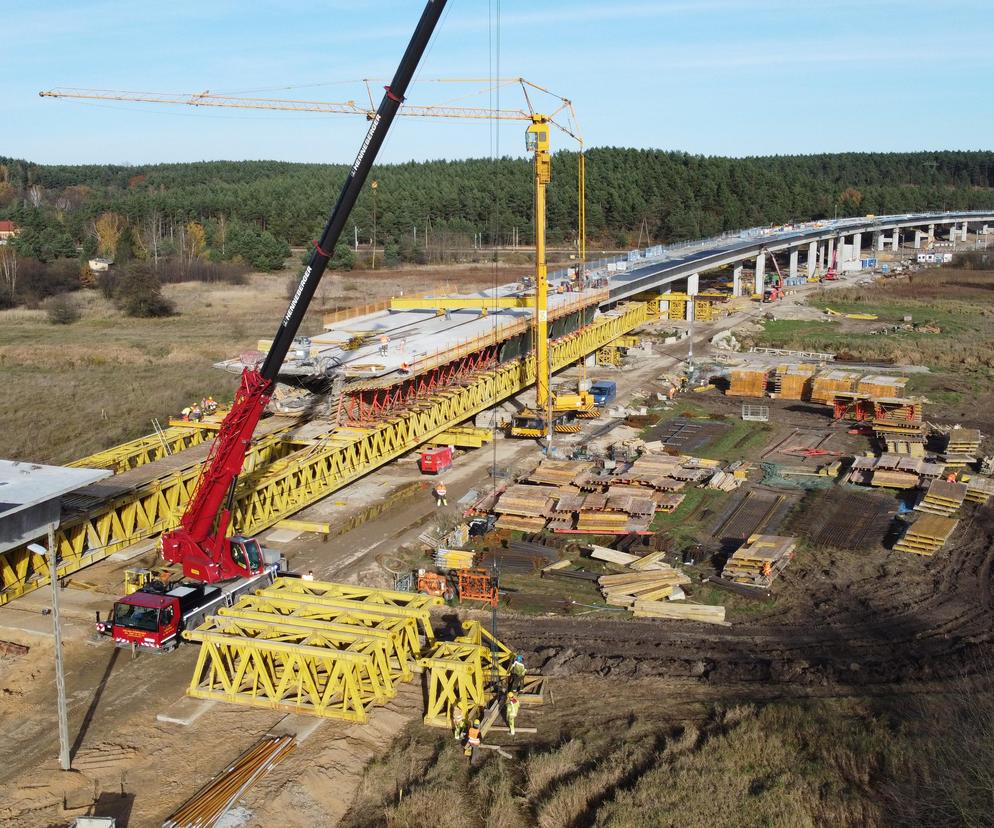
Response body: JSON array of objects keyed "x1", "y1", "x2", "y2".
[
  {"x1": 452, "y1": 706, "x2": 467, "y2": 741},
  {"x1": 505, "y1": 692, "x2": 520, "y2": 737},
  {"x1": 464, "y1": 718, "x2": 482, "y2": 758},
  {"x1": 508, "y1": 654, "x2": 526, "y2": 693},
  {"x1": 181, "y1": 405, "x2": 192, "y2": 421},
  {"x1": 434, "y1": 481, "x2": 447, "y2": 507},
  {"x1": 379, "y1": 334, "x2": 390, "y2": 356}
]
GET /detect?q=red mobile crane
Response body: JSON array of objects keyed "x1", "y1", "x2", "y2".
[
  {"x1": 97, "y1": 0, "x2": 449, "y2": 651},
  {"x1": 761, "y1": 247, "x2": 785, "y2": 302}
]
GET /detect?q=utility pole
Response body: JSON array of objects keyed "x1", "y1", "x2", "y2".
[{"x1": 31, "y1": 532, "x2": 70, "y2": 770}]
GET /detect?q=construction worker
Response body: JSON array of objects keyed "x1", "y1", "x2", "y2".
[
  {"x1": 180, "y1": 405, "x2": 192, "y2": 421},
  {"x1": 452, "y1": 706, "x2": 466, "y2": 741},
  {"x1": 464, "y1": 718, "x2": 482, "y2": 758},
  {"x1": 508, "y1": 654, "x2": 526, "y2": 693},
  {"x1": 434, "y1": 481, "x2": 448, "y2": 507},
  {"x1": 399, "y1": 361, "x2": 411, "y2": 375},
  {"x1": 379, "y1": 334, "x2": 390, "y2": 356},
  {"x1": 947, "y1": 472, "x2": 958, "y2": 483},
  {"x1": 190, "y1": 403, "x2": 202, "y2": 422},
  {"x1": 505, "y1": 692, "x2": 520, "y2": 737}
]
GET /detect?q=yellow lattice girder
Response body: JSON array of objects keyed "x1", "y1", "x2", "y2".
[
  {"x1": 68, "y1": 423, "x2": 218, "y2": 475},
  {"x1": 419, "y1": 642, "x2": 491, "y2": 727},
  {"x1": 230, "y1": 593, "x2": 426, "y2": 666},
  {"x1": 264, "y1": 576, "x2": 443, "y2": 611},
  {"x1": 255, "y1": 585, "x2": 438, "y2": 647},
  {"x1": 457, "y1": 619, "x2": 515, "y2": 676},
  {"x1": 184, "y1": 629, "x2": 388, "y2": 722},
  {"x1": 216, "y1": 606, "x2": 413, "y2": 682},
  {"x1": 0, "y1": 432, "x2": 293, "y2": 606}
]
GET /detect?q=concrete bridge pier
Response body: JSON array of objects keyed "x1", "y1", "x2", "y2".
[
  {"x1": 732, "y1": 264, "x2": 743, "y2": 296},
  {"x1": 875, "y1": 231, "x2": 884, "y2": 251},
  {"x1": 789, "y1": 248, "x2": 799, "y2": 279},
  {"x1": 827, "y1": 237, "x2": 835, "y2": 267},
  {"x1": 914, "y1": 230, "x2": 926, "y2": 248},
  {"x1": 686, "y1": 272, "x2": 699, "y2": 321},
  {"x1": 852, "y1": 232, "x2": 862, "y2": 264},
  {"x1": 807, "y1": 241, "x2": 817, "y2": 278},
  {"x1": 928, "y1": 223, "x2": 935, "y2": 243},
  {"x1": 890, "y1": 228, "x2": 899, "y2": 250},
  {"x1": 754, "y1": 251, "x2": 766, "y2": 296}
]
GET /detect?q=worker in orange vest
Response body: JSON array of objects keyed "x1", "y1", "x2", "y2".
[
  {"x1": 464, "y1": 718, "x2": 482, "y2": 758},
  {"x1": 434, "y1": 481, "x2": 447, "y2": 507}
]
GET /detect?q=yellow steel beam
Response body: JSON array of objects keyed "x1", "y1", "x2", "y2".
[
  {"x1": 263, "y1": 576, "x2": 443, "y2": 611},
  {"x1": 429, "y1": 426, "x2": 494, "y2": 448},
  {"x1": 68, "y1": 423, "x2": 218, "y2": 475},
  {"x1": 232, "y1": 593, "x2": 426, "y2": 665},
  {"x1": 389, "y1": 296, "x2": 534, "y2": 311}
]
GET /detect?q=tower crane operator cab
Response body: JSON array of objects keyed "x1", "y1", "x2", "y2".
[{"x1": 526, "y1": 118, "x2": 551, "y2": 183}]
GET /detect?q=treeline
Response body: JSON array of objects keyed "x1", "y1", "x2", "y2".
[{"x1": 1, "y1": 149, "x2": 994, "y2": 310}]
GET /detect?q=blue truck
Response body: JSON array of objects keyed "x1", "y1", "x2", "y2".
[{"x1": 589, "y1": 380, "x2": 617, "y2": 406}]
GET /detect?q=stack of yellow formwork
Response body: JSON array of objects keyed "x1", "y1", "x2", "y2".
[
  {"x1": 727, "y1": 368, "x2": 769, "y2": 398},
  {"x1": 943, "y1": 428, "x2": 982, "y2": 467},
  {"x1": 810, "y1": 370, "x2": 861, "y2": 404},
  {"x1": 858, "y1": 375, "x2": 909, "y2": 398},
  {"x1": 893, "y1": 515, "x2": 958, "y2": 555},
  {"x1": 721, "y1": 534, "x2": 797, "y2": 588},
  {"x1": 965, "y1": 476, "x2": 994, "y2": 505},
  {"x1": 773, "y1": 364, "x2": 817, "y2": 401},
  {"x1": 914, "y1": 479, "x2": 968, "y2": 516}
]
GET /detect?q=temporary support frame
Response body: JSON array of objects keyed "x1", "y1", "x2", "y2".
[{"x1": 68, "y1": 422, "x2": 219, "y2": 475}]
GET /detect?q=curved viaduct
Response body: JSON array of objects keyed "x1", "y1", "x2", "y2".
[{"x1": 598, "y1": 210, "x2": 994, "y2": 310}]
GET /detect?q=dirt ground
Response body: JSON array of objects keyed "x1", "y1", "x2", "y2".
[{"x1": 4, "y1": 259, "x2": 994, "y2": 825}]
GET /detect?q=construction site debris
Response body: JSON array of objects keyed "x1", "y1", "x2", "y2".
[{"x1": 721, "y1": 534, "x2": 796, "y2": 588}]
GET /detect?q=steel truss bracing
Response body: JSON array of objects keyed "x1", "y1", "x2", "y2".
[
  {"x1": 67, "y1": 422, "x2": 218, "y2": 474},
  {"x1": 0, "y1": 302, "x2": 647, "y2": 607},
  {"x1": 183, "y1": 579, "x2": 538, "y2": 725}
]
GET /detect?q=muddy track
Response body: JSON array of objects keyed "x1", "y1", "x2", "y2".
[{"x1": 500, "y1": 505, "x2": 994, "y2": 692}]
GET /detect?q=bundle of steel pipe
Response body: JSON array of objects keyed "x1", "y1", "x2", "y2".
[{"x1": 163, "y1": 735, "x2": 296, "y2": 828}]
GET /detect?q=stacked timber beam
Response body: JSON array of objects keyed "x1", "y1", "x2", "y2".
[
  {"x1": 721, "y1": 534, "x2": 796, "y2": 588},
  {"x1": 893, "y1": 515, "x2": 958, "y2": 556},
  {"x1": 493, "y1": 484, "x2": 561, "y2": 532},
  {"x1": 915, "y1": 479, "x2": 968, "y2": 516},
  {"x1": 942, "y1": 427, "x2": 982, "y2": 468},
  {"x1": 589, "y1": 546, "x2": 727, "y2": 625}
]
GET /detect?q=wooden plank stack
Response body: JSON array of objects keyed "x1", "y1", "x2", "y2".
[
  {"x1": 943, "y1": 427, "x2": 982, "y2": 467},
  {"x1": 914, "y1": 479, "x2": 968, "y2": 516},
  {"x1": 858, "y1": 375, "x2": 909, "y2": 398},
  {"x1": 598, "y1": 565, "x2": 692, "y2": 606},
  {"x1": 810, "y1": 370, "x2": 861, "y2": 404},
  {"x1": 721, "y1": 534, "x2": 796, "y2": 588},
  {"x1": 727, "y1": 368, "x2": 769, "y2": 398},
  {"x1": 893, "y1": 514, "x2": 958, "y2": 555},
  {"x1": 631, "y1": 600, "x2": 728, "y2": 625},
  {"x1": 965, "y1": 476, "x2": 994, "y2": 505},
  {"x1": 494, "y1": 484, "x2": 559, "y2": 532},
  {"x1": 870, "y1": 469, "x2": 919, "y2": 489},
  {"x1": 526, "y1": 459, "x2": 595, "y2": 486},
  {"x1": 773, "y1": 364, "x2": 817, "y2": 400}
]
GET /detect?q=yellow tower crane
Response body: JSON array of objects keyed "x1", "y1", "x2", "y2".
[{"x1": 41, "y1": 79, "x2": 585, "y2": 440}]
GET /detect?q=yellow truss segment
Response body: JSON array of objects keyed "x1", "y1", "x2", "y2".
[
  {"x1": 420, "y1": 642, "x2": 491, "y2": 727},
  {"x1": 0, "y1": 432, "x2": 292, "y2": 606},
  {"x1": 184, "y1": 630, "x2": 388, "y2": 722},
  {"x1": 254, "y1": 586, "x2": 437, "y2": 647},
  {"x1": 230, "y1": 593, "x2": 425, "y2": 667},
  {"x1": 68, "y1": 424, "x2": 217, "y2": 475},
  {"x1": 264, "y1": 576, "x2": 443, "y2": 611}
]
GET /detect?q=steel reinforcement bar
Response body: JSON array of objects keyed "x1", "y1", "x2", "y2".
[{"x1": 0, "y1": 302, "x2": 647, "y2": 606}]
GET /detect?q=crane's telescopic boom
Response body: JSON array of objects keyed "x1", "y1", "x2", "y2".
[{"x1": 161, "y1": 0, "x2": 448, "y2": 582}]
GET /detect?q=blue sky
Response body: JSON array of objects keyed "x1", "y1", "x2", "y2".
[{"x1": 3, "y1": 0, "x2": 993, "y2": 165}]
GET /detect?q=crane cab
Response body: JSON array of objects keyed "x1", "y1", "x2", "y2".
[
  {"x1": 526, "y1": 118, "x2": 551, "y2": 184},
  {"x1": 228, "y1": 535, "x2": 264, "y2": 575}
]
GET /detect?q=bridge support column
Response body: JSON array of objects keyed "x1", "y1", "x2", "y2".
[
  {"x1": 891, "y1": 228, "x2": 900, "y2": 250},
  {"x1": 807, "y1": 241, "x2": 817, "y2": 278},
  {"x1": 875, "y1": 232, "x2": 884, "y2": 251},
  {"x1": 928, "y1": 223, "x2": 935, "y2": 243},
  {"x1": 827, "y1": 237, "x2": 835, "y2": 268},
  {"x1": 914, "y1": 230, "x2": 926, "y2": 248},
  {"x1": 754, "y1": 252, "x2": 766, "y2": 296},
  {"x1": 852, "y1": 232, "x2": 862, "y2": 264},
  {"x1": 961, "y1": 221, "x2": 969, "y2": 242},
  {"x1": 949, "y1": 224, "x2": 958, "y2": 242},
  {"x1": 732, "y1": 264, "x2": 743, "y2": 296},
  {"x1": 686, "y1": 273, "x2": 699, "y2": 321},
  {"x1": 788, "y1": 248, "x2": 798, "y2": 279}
]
